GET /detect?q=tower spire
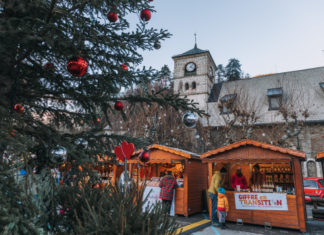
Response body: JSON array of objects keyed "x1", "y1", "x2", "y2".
[{"x1": 194, "y1": 33, "x2": 197, "y2": 48}]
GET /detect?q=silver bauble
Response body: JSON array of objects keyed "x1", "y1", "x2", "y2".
[
  {"x1": 182, "y1": 112, "x2": 198, "y2": 128},
  {"x1": 51, "y1": 146, "x2": 67, "y2": 163},
  {"x1": 75, "y1": 138, "x2": 88, "y2": 148},
  {"x1": 153, "y1": 41, "x2": 161, "y2": 49}
]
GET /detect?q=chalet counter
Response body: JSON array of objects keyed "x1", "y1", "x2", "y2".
[
  {"x1": 225, "y1": 191, "x2": 301, "y2": 230},
  {"x1": 175, "y1": 187, "x2": 184, "y2": 214}
]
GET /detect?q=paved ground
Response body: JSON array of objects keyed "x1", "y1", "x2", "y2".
[{"x1": 176, "y1": 204, "x2": 324, "y2": 235}]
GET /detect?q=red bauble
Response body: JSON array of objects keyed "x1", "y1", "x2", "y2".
[
  {"x1": 10, "y1": 129, "x2": 17, "y2": 137},
  {"x1": 140, "y1": 151, "x2": 150, "y2": 163},
  {"x1": 114, "y1": 101, "x2": 124, "y2": 111},
  {"x1": 140, "y1": 9, "x2": 151, "y2": 21},
  {"x1": 14, "y1": 104, "x2": 24, "y2": 113},
  {"x1": 121, "y1": 64, "x2": 128, "y2": 71},
  {"x1": 148, "y1": 0, "x2": 154, "y2": 1},
  {"x1": 67, "y1": 57, "x2": 88, "y2": 77},
  {"x1": 43, "y1": 62, "x2": 55, "y2": 72},
  {"x1": 96, "y1": 118, "x2": 101, "y2": 123},
  {"x1": 107, "y1": 12, "x2": 118, "y2": 22}
]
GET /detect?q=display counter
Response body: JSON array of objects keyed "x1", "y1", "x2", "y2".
[
  {"x1": 225, "y1": 191, "x2": 300, "y2": 230},
  {"x1": 175, "y1": 187, "x2": 184, "y2": 214},
  {"x1": 142, "y1": 185, "x2": 175, "y2": 216}
]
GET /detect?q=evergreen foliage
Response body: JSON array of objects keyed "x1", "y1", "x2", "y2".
[
  {"x1": 225, "y1": 58, "x2": 242, "y2": 81},
  {"x1": 0, "y1": 0, "x2": 202, "y2": 234},
  {"x1": 216, "y1": 64, "x2": 226, "y2": 83}
]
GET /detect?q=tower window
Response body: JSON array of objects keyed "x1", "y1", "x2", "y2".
[
  {"x1": 192, "y1": 82, "x2": 196, "y2": 89},
  {"x1": 178, "y1": 81, "x2": 183, "y2": 92},
  {"x1": 267, "y1": 88, "x2": 283, "y2": 110},
  {"x1": 185, "y1": 83, "x2": 189, "y2": 90}
]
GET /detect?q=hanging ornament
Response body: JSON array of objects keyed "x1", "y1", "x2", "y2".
[
  {"x1": 75, "y1": 138, "x2": 88, "y2": 148},
  {"x1": 114, "y1": 141, "x2": 135, "y2": 162},
  {"x1": 19, "y1": 169, "x2": 27, "y2": 175},
  {"x1": 51, "y1": 146, "x2": 67, "y2": 163},
  {"x1": 153, "y1": 41, "x2": 161, "y2": 49},
  {"x1": 114, "y1": 101, "x2": 124, "y2": 111},
  {"x1": 43, "y1": 62, "x2": 55, "y2": 72},
  {"x1": 67, "y1": 57, "x2": 88, "y2": 77},
  {"x1": 121, "y1": 64, "x2": 128, "y2": 71},
  {"x1": 140, "y1": 9, "x2": 151, "y2": 21},
  {"x1": 96, "y1": 117, "x2": 101, "y2": 123},
  {"x1": 182, "y1": 112, "x2": 198, "y2": 128},
  {"x1": 139, "y1": 151, "x2": 150, "y2": 163},
  {"x1": 14, "y1": 104, "x2": 24, "y2": 113},
  {"x1": 10, "y1": 129, "x2": 17, "y2": 137},
  {"x1": 107, "y1": 12, "x2": 118, "y2": 22}
]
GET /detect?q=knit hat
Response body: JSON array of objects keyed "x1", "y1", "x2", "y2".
[{"x1": 218, "y1": 187, "x2": 225, "y2": 194}]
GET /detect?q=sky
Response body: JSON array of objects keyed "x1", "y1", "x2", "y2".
[{"x1": 131, "y1": 0, "x2": 324, "y2": 77}]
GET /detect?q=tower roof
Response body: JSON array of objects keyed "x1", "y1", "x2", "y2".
[{"x1": 172, "y1": 43, "x2": 209, "y2": 59}]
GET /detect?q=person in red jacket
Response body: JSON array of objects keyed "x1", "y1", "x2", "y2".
[
  {"x1": 159, "y1": 171, "x2": 178, "y2": 214},
  {"x1": 231, "y1": 168, "x2": 247, "y2": 190}
]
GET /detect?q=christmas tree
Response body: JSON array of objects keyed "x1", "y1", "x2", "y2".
[{"x1": 0, "y1": 0, "x2": 203, "y2": 234}]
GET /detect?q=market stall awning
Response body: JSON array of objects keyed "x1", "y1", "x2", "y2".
[
  {"x1": 201, "y1": 139, "x2": 305, "y2": 161},
  {"x1": 132, "y1": 144, "x2": 200, "y2": 159},
  {"x1": 126, "y1": 159, "x2": 182, "y2": 164},
  {"x1": 316, "y1": 151, "x2": 324, "y2": 160}
]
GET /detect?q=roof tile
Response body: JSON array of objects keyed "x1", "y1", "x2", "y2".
[
  {"x1": 317, "y1": 151, "x2": 324, "y2": 159},
  {"x1": 201, "y1": 139, "x2": 305, "y2": 159}
]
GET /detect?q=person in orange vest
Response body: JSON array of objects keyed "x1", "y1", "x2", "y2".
[{"x1": 217, "y1": 187, "x2": 229, "y2": 229}]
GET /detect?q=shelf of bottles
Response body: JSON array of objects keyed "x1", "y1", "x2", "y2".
[{"x1": 251, "y1": 164, "x2": 295, "y2": 195}]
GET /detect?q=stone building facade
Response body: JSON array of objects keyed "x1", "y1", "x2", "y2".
[{"x1": 172, "y1": 45, "x2": 324, "y2": 177}]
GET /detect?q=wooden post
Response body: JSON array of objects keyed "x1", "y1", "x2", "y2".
[
  {"x1": 208, "y1": 162, "x2": 213, "y2": 220},
  {"x1": 292, "y1": 158, "x2": 306, "y2": 232},
  {"x1": 184, "y1": 159, "x2": 189, "y2": 217},
  {"x1": 129, "y1": 163, "x2": 132, "y2": 177},
  {"x1": 112, "y1": 165, "x2": 117, "y2": 185}
]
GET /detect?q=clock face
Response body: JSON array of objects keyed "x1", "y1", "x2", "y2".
[{"x1": 185, "y1": 62, "x2": 196, "y2": 72}]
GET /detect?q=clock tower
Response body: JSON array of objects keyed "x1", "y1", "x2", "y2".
[{"x1": 172, "y1": 43, "x2": 217, "y2": 113}]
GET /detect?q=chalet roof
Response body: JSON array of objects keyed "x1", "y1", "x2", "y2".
[
  {"x1": 201, "y1": 139, "x2": 305, "y2": 159},
  {"x1": 133, "y1": 144, "x2": 200, "y2": 159},
  {"x1": 316, "y1": 151, "x2": 324, "y2": 159}
]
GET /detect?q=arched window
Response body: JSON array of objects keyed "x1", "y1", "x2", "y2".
[
  {"x1": 307, "y1": 161, "x2": 317, "y2": 177},
  {"x1": 185, "y1": 83, "x2": 189, "y2": 90},
  {"x1": 192, "y1": 81, "x2": 196, "y2": 89}
]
